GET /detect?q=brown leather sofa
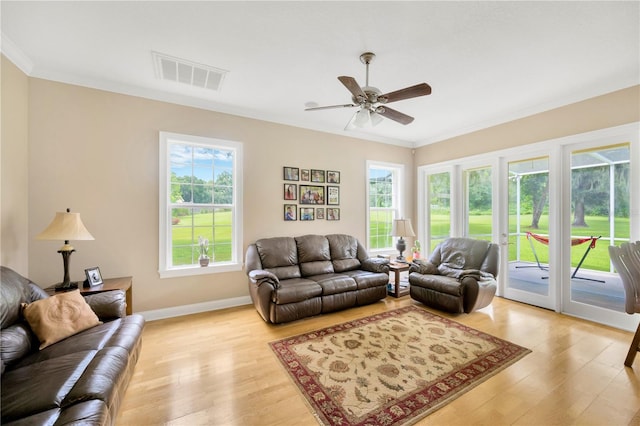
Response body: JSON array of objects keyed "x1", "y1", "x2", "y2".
[
  {"x1": 245, "y1": 234, "x2": 389, "y2": 324},
  {"x1": 0, "y1": 266, "x2": 144, "y2": 425},
  {"x1": 409, "y1": 237, "x2": 499, "y2": 313}
]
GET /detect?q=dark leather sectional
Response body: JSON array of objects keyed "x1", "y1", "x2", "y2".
[{"x1": 0, "y1": 267, "x2": 144, "y2": 425}]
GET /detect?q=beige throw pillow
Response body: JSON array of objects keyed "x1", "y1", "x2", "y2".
[{"x1": 22, "y1": 290, "x2": 101, "y2": 350}]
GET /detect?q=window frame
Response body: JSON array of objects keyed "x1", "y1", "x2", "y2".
[
  {"x1": 366, "y1": 160, "x2": 404, "y2": 252},
  {"x1": 158, "y1": 131, "x2": 243, "y2": 278}
]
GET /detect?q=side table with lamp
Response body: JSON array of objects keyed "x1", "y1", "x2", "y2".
[
  {"x1": 391, "y1": 218, "x2": 415, "y2": 263},
  {"x1": 37, "y1": 208, "x2": 134, "y2": 315},
  {"x1": 387, "y1": 218, "x2": 415, "y2": 297},
  {"x1": 36, "y1": 208, "x2": 94, "y2": 290}
]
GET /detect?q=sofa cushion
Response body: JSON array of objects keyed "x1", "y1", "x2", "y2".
[
  {"x1": 1, "y1": 267, "x2": 33, "y2": 329},
  {"x1": 296, "y1": 235, "x2": 334, "y2": 276},
  {"x1": 272, "y1": 279, "x2": 322, "y2": 305},
  {"x1": 431, "y1": 238, "x2": 491, "y2": 271},
  {"x1": 255, "y1": 237, "x2": 301, "y2": 279},
  {"x1": 326, "y1": 234, "x2": 362, "y2": 272},
  {"x1": 340, "y1": 270, "x2": 389, "y2": 289},
  {"x1": 409, "y1": 274, "x2": 463, "y2": 297},
  {"x1": 1, "y1": 350, "x2": 96, "y2": 423},
  {"x1": 308, "y1": 274, "x2": 357, "y2": 295},
  {"x1": 22, "y1": 290, "x2": 101, "y2": 350},
  {"x1": 0, "y1": 323, "x2": 35, "y2": 367}
]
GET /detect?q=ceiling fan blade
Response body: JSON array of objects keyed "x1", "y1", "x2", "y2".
[
  {"x1": 379, "y1": 83, "x2": 432, "y2": 104},
  {"x1": 376, "y1": 106, "x2": 414, "y2": 125},
  {"x1": 338, "y1": 76, "x2": 366, "y2": 102},
  {"x1": 305, "y1": 103, "x2": 357, "y2": 111}
]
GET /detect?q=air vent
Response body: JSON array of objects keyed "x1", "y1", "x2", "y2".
[{"x1": 152, "y1": 51, "x2": 227, "y2": 91}]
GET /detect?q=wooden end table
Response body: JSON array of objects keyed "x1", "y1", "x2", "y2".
[
  {"x1": 388, "y1": 263, "x2": 410, "y2": 298},
  {"x1": 46, "y1": 276, "x2": 133, "y2": 315}
]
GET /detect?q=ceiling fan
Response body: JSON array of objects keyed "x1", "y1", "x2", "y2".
[{"x1": 305, "y1": 52, "x2": 432, "y2": 128}]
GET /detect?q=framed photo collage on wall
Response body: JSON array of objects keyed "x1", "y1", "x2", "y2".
[{"x1": 283, "y1": 166, "x2": 340, "y2": 221}]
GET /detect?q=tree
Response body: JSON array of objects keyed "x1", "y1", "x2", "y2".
[
  {"x1": 571, "y1": 166, "x2": 608, "y2": 227},
  {"x1": 520, "y1": 173, "x2": 548, "y2": 229}
]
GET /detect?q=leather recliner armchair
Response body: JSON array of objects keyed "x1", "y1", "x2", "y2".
[{"x1": 409, "y1": 237, "x2": 499, "y2": 313}]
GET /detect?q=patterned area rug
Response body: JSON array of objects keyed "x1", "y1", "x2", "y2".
[{"x1": 270, "y1": 306, "x2": 530, "y2": 426}]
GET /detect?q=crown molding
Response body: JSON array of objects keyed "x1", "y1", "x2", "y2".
[{"x1": 0, "y1": 33, "x2": 33, "y2": 75}]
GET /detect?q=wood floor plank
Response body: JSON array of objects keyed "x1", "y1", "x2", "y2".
[{"x1": 117, "y1": 297, "x2": 640, "y2": 425}]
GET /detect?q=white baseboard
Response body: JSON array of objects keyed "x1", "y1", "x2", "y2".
[{"x1": 138, "y1": 296, "x2": 252, "y2": 322}]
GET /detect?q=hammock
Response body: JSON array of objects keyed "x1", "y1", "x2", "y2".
[{"x1": 516, "y1": 232, "x2": 603, "y2": 283}]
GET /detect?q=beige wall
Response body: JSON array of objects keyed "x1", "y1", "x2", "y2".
[
  {"x1": 414, "y1": 85, "x2": 640, "y2": 166},
  {"x1": 5, "y1": 53, "x2": 638, "y2": 315},
  {"x1": 1, "y1": 56, "x2": 30, "y2": 275},
  {"x1": 23, "y1": 77, "x2": 413, "y2": 312}
]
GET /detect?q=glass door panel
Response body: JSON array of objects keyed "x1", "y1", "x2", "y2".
[
  {"x1": 427, "y1": 171, "x2": 450, "y2": 251},
  {"x1": 464, "y1": 166, "x2": 492, "y2": 242},
  {"x1": 505, "y1": 156, "x2": 553, "y2": 308},
  {"x1": 567, "y1": 144, "x2": 630, "y2": 312}
]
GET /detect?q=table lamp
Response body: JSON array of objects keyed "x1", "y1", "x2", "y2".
[
  {"x1": 391, "y1": 218, "x2": 415, "y2": 262},
  {"x1": 36, "y1": 208, "x2": 94, "y2": 290}
]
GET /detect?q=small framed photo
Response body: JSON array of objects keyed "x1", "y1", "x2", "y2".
[
  {"x1": 316, "y1": 208, "x2": 325, "y2": 220},
  {"x1": 327, "y1": 186, "x2": 340, "y2": 205},
  {"x1": 284, "y1": 184, "x2": 297, "y2": 200},
  {"x1": 284, "y1": 204, "x2": 297, "y2": 221},
  {"x1": 299, "y1": 185, "x2": 325, "y2": 204},
  {"x1": 311, "y1": 169, "x2": 325, "y2": 183},
  {"x1": 327, "y1": 208, "x2": 340, "y2": 221},
  {"x1": 300, "y1": 207, "x2": 315, "y2": 221},
  {"x1": 327, "y1": 170, "x2": 340, "y2": 184},
  {"x1": 84, "y1": 267, "x2": 103, "y2": 287},
  {"x1": 301, "y1": 169, "x2": 310, "y2": 181},
  {"x1": 283, "y1": 166, "x2": 299, "y2": 181}
]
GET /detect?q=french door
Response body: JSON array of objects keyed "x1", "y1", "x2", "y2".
[
  {"x1": 418, "y1": 124, "x2": 638, "y2": 330},
  {"x1": 561, "y1": 141, "x2": 637, "y2": 330},
  {"x1": 501, "y1": 152, "x2": 557, "y2": 310}
]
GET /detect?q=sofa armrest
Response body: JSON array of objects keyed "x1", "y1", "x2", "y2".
[
  {"x1": 248, "y1": 270, "x2": 280, "y2": 288},
  {"x1": 410, "y1": 260, "x2": 439, "y2": 275},
  {"x1": 84, "y1": 290, "x2": 126, "y2": 320},
  {"x1": 361, "y1": 258, "x2": 389, "y2": 274}
]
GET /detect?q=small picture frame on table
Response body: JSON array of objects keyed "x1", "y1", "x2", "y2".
[
  {"x1": 84, "y1": 267, "x2": 103, "y2": 287},
  {"x1": 283, "y1": 166, "x2": 299, "y2": 181}
]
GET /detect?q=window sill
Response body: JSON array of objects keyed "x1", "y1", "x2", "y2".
[{"x1": 159, "y1": 262, "x2": 243, "y2": 279}]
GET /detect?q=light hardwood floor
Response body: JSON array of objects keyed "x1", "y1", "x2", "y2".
[{"x1": 117, "y1": 296, "x2": 640, "y2": 425}]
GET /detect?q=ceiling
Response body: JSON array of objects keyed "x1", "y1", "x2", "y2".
[{"x1": 2, "y1": 1, "x2": 638, "y2": 148}]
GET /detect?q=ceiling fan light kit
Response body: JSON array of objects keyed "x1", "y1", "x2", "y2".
[{"x1": 306, "y1": 51, "x2": 432, "y2": 129}]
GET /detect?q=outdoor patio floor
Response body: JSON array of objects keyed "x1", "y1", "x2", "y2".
[{"x1": 507, "y1": 261, "x2": 626, "y2": 312}]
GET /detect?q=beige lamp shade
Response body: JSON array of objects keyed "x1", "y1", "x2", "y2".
[
  {"x1": 36, "y1": 209, "x2": 94, "y2": 248},
  {"x1": 36, "y1": 208, "x2": 94, "y2": 289},
  {"x1": 391, "y1": 219, "x2": 415, "y2": 238}
]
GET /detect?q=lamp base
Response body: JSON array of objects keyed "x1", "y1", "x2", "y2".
[
  {"x1": 54, "y1": 281, "x2": 79, "y2": 291},
  {"x1": 395, "y1": 237, "x2": 407, "y2": 263}
]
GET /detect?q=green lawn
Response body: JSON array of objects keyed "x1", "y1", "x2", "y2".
[
  {"x1": 371, "y1": 213, "x2": 630, "y2": 272},
  {"x1": 171, "y1": 210, "x2": 232, "y2": 265}
]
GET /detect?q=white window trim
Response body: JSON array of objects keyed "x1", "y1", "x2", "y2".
[
  {"x1": 366, "y1": 160, "x2": 405, "y2": 252},
  {"x1": 158, "y1": 131, "x2": 243, "y2": 278}
]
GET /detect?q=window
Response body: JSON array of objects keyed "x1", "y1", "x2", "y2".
[
  {"x1": 367, "y1": 161, "x2": 403, "y2": 251},
  {"x1": 426, "y1": 170, "x2": 451, "y2": 251},
  {"x1": 159, "y1": 132, "x2": 243, "y2": 278}
]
